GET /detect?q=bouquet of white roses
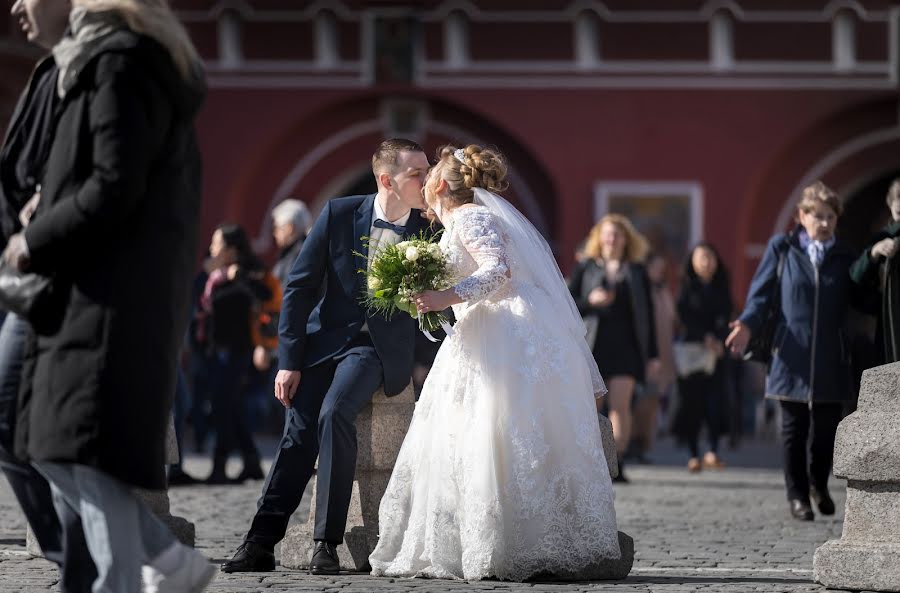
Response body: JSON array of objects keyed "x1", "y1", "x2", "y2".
[{"x1": 357, "y1": 232, "x2": 453, "y2": 336}]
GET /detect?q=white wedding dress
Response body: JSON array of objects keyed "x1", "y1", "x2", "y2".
[{"x1": 369, "y1": 193, "x2": 621, "y2": 581}]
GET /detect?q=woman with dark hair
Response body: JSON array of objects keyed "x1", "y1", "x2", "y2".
[
  {"x1": 199, "y1": 223, "x2": 271, "y2": 484},
  {"x1": 672, "y1": 243, "x2": 733, "y2": 472}
]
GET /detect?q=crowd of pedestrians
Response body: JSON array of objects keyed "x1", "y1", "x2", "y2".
[
  {"x1": 570, "y1": 179, "x2": 899, "y2": 524},
  {"x1": 2, "y1": 1, "x2": 900, "y2": 590}
]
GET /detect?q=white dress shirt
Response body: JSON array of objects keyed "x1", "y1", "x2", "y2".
[{"x1": 367, "y1": 197, "x2": 410, "y2": 271}]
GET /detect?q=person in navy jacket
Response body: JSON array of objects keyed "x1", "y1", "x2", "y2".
[
  {"x1": 727, "y1": 181, "x2": 858, "y2": 521},
  {"x1": 221, "y1": 139, "x2": 431, "y2": 575}
]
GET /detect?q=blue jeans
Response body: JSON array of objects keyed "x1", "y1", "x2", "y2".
[
  {"x1": 35, "y1": 462, "x2": 175, "y2": 593},
  {"x1": 0, "y1": 313, "x2": 97, "y2": 592}
]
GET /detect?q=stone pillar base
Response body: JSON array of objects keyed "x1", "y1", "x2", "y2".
[
  {"x1": 281, "y1": 479, "x2": 377, "y2": 572},
  {"x1": 813, "y1": 363, "x2": 900, "y2": 592},
  {"x1": 281, "y1": 385, "x2": 414, "y2": 572},
  {"x1": 134, "y1": 488, "x2": 195, "y2": 547},
  {"x1": 814, "y1": 540, "x2": 900, "y2": 592}
]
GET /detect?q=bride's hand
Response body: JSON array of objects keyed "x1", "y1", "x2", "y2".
[{"x1": 413, "y1": 289, "x2": 460, "y2": 314}]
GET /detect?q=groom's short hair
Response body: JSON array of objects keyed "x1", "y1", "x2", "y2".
[{"x1": 372, "y1": 138, "x2": 424, "y2": 174}]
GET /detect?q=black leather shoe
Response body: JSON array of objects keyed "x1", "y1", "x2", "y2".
[
  {"x1": 789, "y1": 499, "x2": 814, "y2": 521},
  {"x1": 220, "y1": 541, "x2": 275, "y2": 573},
  {"x1": 310, "y1": 541, "x2": 340, "y2": 575},
  {"x1": 810, "y1": 488, "x2": 836, "y2": 516}
]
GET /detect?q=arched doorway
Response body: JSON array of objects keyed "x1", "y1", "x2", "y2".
[
  {"x1": 838, "y1": 170, "x2": 900, "y2": 251},
  {"x1": 228, "y1": 95, "x2": 558, "y2": 257}
]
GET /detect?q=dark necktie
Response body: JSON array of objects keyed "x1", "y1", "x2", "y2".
[{"x1": 373, "y1": 218, "x2": 406, "y2": 235}]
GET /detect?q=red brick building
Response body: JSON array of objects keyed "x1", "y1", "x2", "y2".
[{"x1": 3, "y1": 0, "x2": 900, "y2": 298}]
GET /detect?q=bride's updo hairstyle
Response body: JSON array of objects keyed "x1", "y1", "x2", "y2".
[{"x1": 435, "y1": 144, "x2": 508, "y2": 207}]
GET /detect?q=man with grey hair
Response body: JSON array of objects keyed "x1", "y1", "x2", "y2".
[{"x1": 271, "y1": 199, "x2": 312, "y2": 289}]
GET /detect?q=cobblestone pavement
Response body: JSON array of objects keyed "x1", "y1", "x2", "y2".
[{"x1": 0, "y1": 438, "x2": 848, "y2": 592}]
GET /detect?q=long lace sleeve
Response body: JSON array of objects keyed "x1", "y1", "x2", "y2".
[{"x1": 452, "y1": 207, "x2": 510, "y2": 303}]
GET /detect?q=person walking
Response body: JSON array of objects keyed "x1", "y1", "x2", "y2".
[
  {"x1": 726, "y1": 181, "x2": 858, "y2": 521},
  {"x1": 672, "y1": 243, "x2": 732, "y2": 472},
  {"x1": 4, "y1": 1, "x2": 214, "y2": 590},
  {"x1": 0, "y1": 1, "x2": 98, "y2": 590},
  {"x1": 568, "y1": 214, "x2": 660, "y2": 482},
  {"x1": 850, "y1": 178, "x2": 900, "y2": 365},
  {"x1": 199, "y1": 223, "x2": 270, "y2": 484}
]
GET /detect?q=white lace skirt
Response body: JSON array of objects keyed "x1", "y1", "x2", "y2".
[{"x1": 369, "y1": 287, "x2": 621, "y2": 581}]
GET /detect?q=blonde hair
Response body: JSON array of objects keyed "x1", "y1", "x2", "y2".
[
  {"x1": 797, "y1": 180, "x2": 843, "y2": 217},
  {"x1": 584, "y1": 214, "x2": 650, "y2": 263},
  {"x1": 886, "y1": 179, "x2": 900, "y2": 207},
  {"x1": 432, "y1": 144, "x2": 508, "y2": 208},
  {"x1": 74, "y1": 0, "x2": 199, "y2": 80}
]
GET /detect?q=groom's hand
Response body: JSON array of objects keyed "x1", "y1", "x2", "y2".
[{"x1": 275, "y1": 370, "x2": 301, "y2": 408}]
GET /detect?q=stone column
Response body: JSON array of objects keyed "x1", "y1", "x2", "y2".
[
  {"x1": 27, "y1": 414, "x2": 194, "y2": 556},
  {"x1": 281, "y1": 384, "x2": 415, "y2": 571},
  {"x1": 814, "y1": 362, "x2": 900, "y2": 592}
]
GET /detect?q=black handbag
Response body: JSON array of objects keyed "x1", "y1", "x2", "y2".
[
  {"x1": 743, "y1": 246, "x2": 787, "y2": 364},
  {"x1": 0, "y1": 258, "x2": 64, "y2": 333}
]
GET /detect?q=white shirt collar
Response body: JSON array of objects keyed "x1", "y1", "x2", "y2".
[{"x1": 372, "y1": 196, "x2": 411, "y2": 229}]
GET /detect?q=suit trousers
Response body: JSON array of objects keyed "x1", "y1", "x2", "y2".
[
  {"x1": 247, "y1": 341, "x2": 383, "y2": 548},
  {"x1": 779, "y1": 400, "x2": 843, "y2": 501},
  {"x1": 0, "y1": 313, "x2": 97, "y2": 592}
]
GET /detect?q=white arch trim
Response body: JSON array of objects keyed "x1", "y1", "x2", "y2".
[{"x1": 772, "y1": 125, "x2": 900, "y2": 236}]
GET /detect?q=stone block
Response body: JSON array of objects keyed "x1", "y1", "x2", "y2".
[
  {"x1": 547, "y1": 530, "x2": 634, "y2": 581},
  {"x1": 856, "y1": 362, "x2": 900, "y2": 413},
  {"x1": 814, "y1": 361, "x2": 900, "y2": 592},
  {"x1": 815, "y1": 540, "x2": 900, "y2": 592},
  {"x1": 840, "y1": 481, "x2": 900, "y2": 541},
  {"x1": 833, "y1": 413, "x2": 900, "y2": 482},
  {"x1": 281, "y1": 384, "x2": 415, "y2": 572},
  {"x1": 599, "y1": 414, "x2": 618, "y2": 478}
]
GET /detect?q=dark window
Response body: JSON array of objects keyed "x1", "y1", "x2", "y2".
[{"x1": 374, "y1": 16, "x2": 420, "y2": 84}]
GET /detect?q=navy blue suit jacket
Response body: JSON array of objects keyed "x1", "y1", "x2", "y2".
[{"x1": 277, "y1": 194, "x2": 429, "y2": 396}]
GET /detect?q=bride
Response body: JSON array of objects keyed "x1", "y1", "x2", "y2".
[{"x1": 368, "y1": 144, "x2": 621, "y2": 581}]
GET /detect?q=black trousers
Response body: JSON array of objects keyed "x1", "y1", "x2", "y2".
[
  {"x1": 209, "y1": 348, "x2": 260, "y2": 469},
  {"x1": 246, "y1": 342, "x2": 383, "y2": 548},
  {"x1": 779, "y1": 400, "x2": 843, "y2": 501},
  {"x1": 0, "y1": 313, "x2": 96, "y2": 592}
]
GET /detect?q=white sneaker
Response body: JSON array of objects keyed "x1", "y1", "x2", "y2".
[{"x1": 142, "y1": 545, "x2": 217, "y2": 593}]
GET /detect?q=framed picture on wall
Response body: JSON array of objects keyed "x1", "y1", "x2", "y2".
[{"x1": 593, "y1": 181, "x2": 704, "y2": 277}]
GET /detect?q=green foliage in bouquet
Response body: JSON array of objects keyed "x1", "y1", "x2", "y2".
[{"x1": 355, "y1": 231, "x2": 453, "y2": 333}]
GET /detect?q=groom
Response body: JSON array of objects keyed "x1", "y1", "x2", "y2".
[{"x1": 221, "y1": 138, "x2": 431, "y2": 574}]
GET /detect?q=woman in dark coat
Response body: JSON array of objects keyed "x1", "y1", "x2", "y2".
[
  {"x1": 727, "y1": 181, "x2": 857, "y2": 522},
  {"x1": 3, "y1": 2, "x2": 215, "y2": 590},
  {"x1": 568, "y1": 213, "x2": 659, "y2": 482},
  {"x1": 672, "y1": 243, "x2": 733, "y2": 472},
  {"x1": 198, "y1": 223, "x2": 270, "y2": 484},
  {"x1": 850, "y1": 178, "x2": 900, "y2": 365}
]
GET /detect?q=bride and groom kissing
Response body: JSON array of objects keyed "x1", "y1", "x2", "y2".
[{"x1": 220, "y1": 138, "x2": 623, "y2": 581}]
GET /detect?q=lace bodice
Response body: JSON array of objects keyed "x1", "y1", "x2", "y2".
[{"x1": 441, "y1": 206, "x2": 511, "y2": 306}]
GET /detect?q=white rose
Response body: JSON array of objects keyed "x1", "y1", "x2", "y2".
[
  {"x1": 367, "y1": 276, "x2": 381, "y2": 290},
  {"x1": 427, "y1": 244, "x2": 442, "y2": 256},
  {"x1": 396, "y1": 241, "x2": 411, "y2": 251},
  {"x1": 405, "y1": 246, "x2": 419, "y2": 262}
]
